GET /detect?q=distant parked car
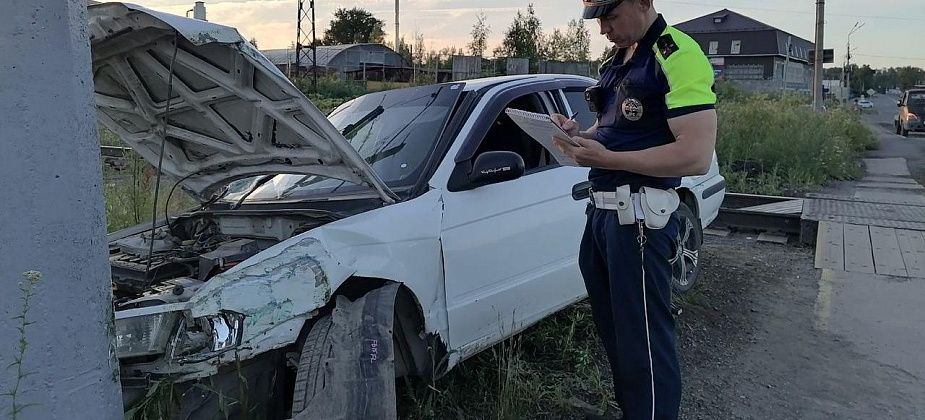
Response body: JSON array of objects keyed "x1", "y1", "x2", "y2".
[
  {"x1": 857, "y1": 98, "x2": 874, "y2": 109},
  {"x1": 895, "y1": 89, "x2": 925, "y2": 137}
]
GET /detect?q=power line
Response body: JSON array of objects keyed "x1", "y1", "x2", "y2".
[
  {"x1": 853, "y1": 53, "x2": 925, "y2": 62},
  {"x1": 662, "y1": 0, "x2": 924, "y2": 22}
]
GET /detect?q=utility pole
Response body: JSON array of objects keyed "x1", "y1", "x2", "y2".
[
  {"x1": 1, "y1": 1, "x2": 123, "y2": 418},
  {"x1": 395, "y1": 0, "x2": 400, "y2": 56},
  {"x1": 813, "y1": 0, "x2": 825, "y2": 111},
  {"x1": 295, "y1": 0, "x2": 317, "y2": 86}
]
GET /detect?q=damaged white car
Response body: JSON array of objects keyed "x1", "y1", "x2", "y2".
[{"x1": 90, "y1": 3, "x2": 726, "y2": 418}]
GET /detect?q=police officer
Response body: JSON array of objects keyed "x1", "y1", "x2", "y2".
[{"x1": 551, "y1": 1, "x2": 717, "y2": 419}]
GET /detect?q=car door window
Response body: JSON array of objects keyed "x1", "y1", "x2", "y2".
[
  {"x1": 472, "y1": 92, "x2": 558, "y2": 172},
  {"x1": 563, "y1": 87, "x2": 597, "y2": 130}
]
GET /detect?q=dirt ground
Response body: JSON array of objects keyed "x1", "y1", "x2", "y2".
[
  {"x1": 676, "y1": 231, "x2": 924, "y2": 419},
  {"x1": 675, "y1": 233, "x2": 817, "y2": 419}
]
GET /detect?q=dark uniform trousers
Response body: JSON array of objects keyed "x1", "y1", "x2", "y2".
[{"x1": 579, "y1": 205, "x2": 681, "y2": 420}]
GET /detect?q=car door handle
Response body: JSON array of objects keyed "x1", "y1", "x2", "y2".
[{"x1": 572, "y1": 181, "x2": 592, "y2": 201}]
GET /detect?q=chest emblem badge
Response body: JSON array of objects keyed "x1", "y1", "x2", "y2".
[{"x1": 621, "y1": 98, "x2": 644, "y2": 121}]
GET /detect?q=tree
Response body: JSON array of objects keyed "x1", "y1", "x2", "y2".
[
  {"x1": 248, "y1": 37, "x2": 258, "y2": 49},
  {"x1": 848, "y1": 64, "x2": 876, "y2": 96},
  {"x1": 468, "y1": 12, "x2": 491, "y2": 58},
  {"x1": 388, "y1": 35, "x2": 412, "y2": 63},
  {"x1": 544, "y1": 19, "x2": 592, "y2": 62},
  {"x1": 413, "y1": 31, "x2": 426, "y2": 64},
  {"x1": 322, "y1": 8, "x2": 386, "y2": 45},
  {"x1": 543, "y1": 28, "x2": 569, "y2": 61},
  {"x1": 493, "y1": 3, "x2": 544, "y2": 62},
  {"x1": 565, "y1": 19, "x2": 591, "y2": 62},
  {"x1": 897, "y1": 66, "x2": 925, "y2": 90}
]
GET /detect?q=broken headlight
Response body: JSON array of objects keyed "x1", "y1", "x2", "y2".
[
  {"x1": 168, "y1": 311, "x2": 245, "y2": 360},
  {"x1": 114, "y1": 312, "x2": 181, "y2": 358}
]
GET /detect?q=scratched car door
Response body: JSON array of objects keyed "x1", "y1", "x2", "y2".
[{"x1": 440, "y1": 89, "x2": 589, "y2": 358}]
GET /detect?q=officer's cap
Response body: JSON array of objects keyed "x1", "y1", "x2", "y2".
[{"x1": 582, "y1": 0, "x2": 625, "y2": 19}]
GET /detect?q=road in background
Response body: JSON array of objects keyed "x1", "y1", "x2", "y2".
[{"x1": 861, "y1": 93, "x2": 925, "y2": 183}]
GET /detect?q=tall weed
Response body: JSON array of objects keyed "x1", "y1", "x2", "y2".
[{"x1": 716, "y1": 83, "x2": 876, "y2": 195}]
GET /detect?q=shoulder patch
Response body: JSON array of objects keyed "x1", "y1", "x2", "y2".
[{"x1": 656, "y1": 34, "x2": 679, "y2": 59}]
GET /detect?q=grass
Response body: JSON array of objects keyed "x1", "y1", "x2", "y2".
[
  {"x1": 398, "y1": 301, "x2": 616, "y2": 419},
  {"x1": 715, "y1": 82, "x2": 877, "y2": 195},
  {"x1": 2, "y1": 271, "x2": 42, "y2": 420},
  {"x1": 100, "y1": 127, "x2": 199, "y2": 233}
]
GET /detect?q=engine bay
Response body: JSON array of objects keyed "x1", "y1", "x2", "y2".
[{"x1": 111, "y1": 211, "x2": 336, "y2": 308}]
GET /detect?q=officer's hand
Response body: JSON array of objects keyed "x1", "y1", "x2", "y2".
[
  {"x1": 550, "y1": 113, "x2": 580, "y2": 137},
  {"x1": 553, "y1": 136, "x2": 610, "y2": 168}
]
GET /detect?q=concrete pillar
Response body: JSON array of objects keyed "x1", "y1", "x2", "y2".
[{"x1": 0, "y1": 1, "x2": 123, "y2": 419}]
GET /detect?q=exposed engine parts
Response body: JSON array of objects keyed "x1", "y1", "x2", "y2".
[{"x1": 110, "y1": 212, "x2": 330, "y2": 307}]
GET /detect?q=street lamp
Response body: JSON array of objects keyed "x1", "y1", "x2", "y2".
[{"x1": 845, "y1": 21, "x2": 865, "y2": 99}]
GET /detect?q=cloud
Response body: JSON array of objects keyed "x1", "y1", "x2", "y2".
[{"x1": 134, "y1": 0, "x2": 922, "y2": 67}]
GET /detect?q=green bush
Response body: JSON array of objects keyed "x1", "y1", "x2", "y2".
[{"x1": 716, "y1": 83, "x2": 876, "y2": 195}]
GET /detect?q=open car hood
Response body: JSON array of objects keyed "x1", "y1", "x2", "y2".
[{"x1": 87, "y1": 3, "x2": 398, "y2": 203}]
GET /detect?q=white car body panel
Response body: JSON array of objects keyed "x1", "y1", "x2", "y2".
[{"x1": 440, "y1": 166, "x2": 589, "y2": 359}]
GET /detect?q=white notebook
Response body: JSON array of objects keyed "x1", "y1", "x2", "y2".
[{"x1": 504, "y1": 108, "x2": 581, "y2": 167}]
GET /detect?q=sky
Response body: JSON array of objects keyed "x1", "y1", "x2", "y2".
[{"x1": 134, "y1": 0, "x2": 924, "y2": 69}]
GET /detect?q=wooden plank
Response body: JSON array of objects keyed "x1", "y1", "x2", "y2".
[
  {"x1": 815, "y1": 221, "x2": 845, "y2": 270},
  {"x1": 861, "y1": 176, "x2": 921, "y2": 185},
  {"x1": 738, "y1": 199, "x2": 804, "y2": 214},
  {"x1": 758, "y1": 232, "x2": 789, "y2": 244},
  {"x1": 869, "y1": 226, "x2": 909, "y2": 277},
  {"x1": 843, "y1": 224, "x2": 875, "y2": 274},
  {"x1": 704, "y1": 228, "x2": 730, "y2": 237},
  {"x1": 896, "y1": 230, "x2": 925, "y2": 278}
]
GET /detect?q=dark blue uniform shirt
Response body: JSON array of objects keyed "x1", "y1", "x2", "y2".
[{"x1": 590, "y1": 15, "x2": 717, "y2": 192}]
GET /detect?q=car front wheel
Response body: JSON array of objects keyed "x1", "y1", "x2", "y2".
[
  {"x1": 670, "y1": 202, "x2": 702, "y2": 293},
  {"x1": 290, "y1": 285, "x2": 401, "y2": 419}
]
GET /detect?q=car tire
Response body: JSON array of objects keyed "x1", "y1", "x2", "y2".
[
  {"x1": 291, "y1": 315, "x2": 334, "y2": 414},
  {"x1": 670, "y1": 202, "x2": 702, "y2": 293},
  {"x1": 290, "y1": 285, "x2": 400, "y2": 419},
  {"x1": 902, "y1": 126, "x2": 910, "y2": 137}
]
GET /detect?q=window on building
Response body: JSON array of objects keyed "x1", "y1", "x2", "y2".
[
  {"x1": 731, "y1": 40, "x2": 741, "y2": 54},
  {"x1": 709, "y1": 41, "x2": 719, "y2": 55}
]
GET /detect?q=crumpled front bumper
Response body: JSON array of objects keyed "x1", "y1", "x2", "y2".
[{"x1": 116, "y1": 236, "x2": 351, "y2": 407}]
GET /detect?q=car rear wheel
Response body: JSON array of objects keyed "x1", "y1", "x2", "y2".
[{"x1": 670, "y1": 202, "x2": 702, "y2": 293}]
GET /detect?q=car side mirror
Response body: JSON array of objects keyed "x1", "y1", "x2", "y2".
[{"x1": 467, "y1": 151, "x2": 525, "y2": 189}]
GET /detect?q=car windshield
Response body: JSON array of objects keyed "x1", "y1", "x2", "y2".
[
  {"x1": 908, "y1": 92, "x2": 925, "y2": 109},
  {"x1": 222, "y1": 84, "x2": 461, "y2": 203}
]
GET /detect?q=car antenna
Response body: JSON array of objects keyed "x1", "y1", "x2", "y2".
[{"x1": 145, "y1": 31, "x2": 180, "y2": 278}]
